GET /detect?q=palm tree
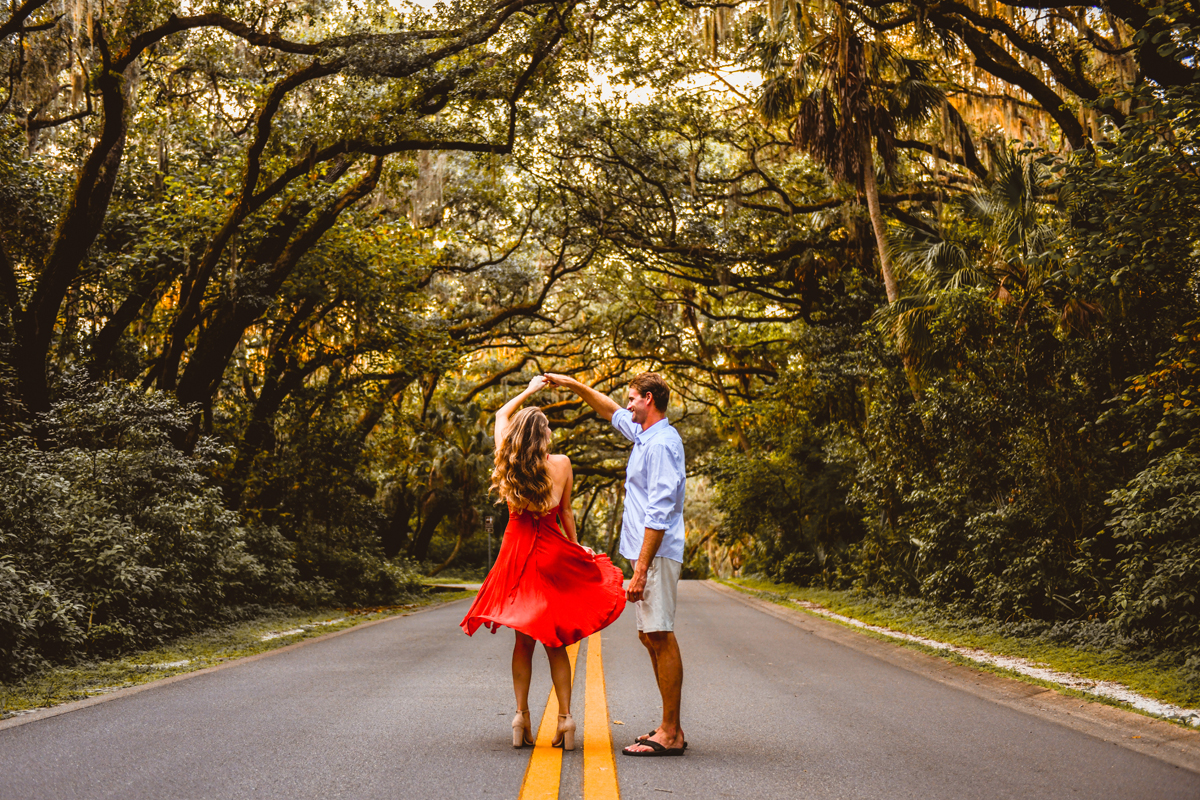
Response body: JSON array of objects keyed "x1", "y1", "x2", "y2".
[
  {"x1": 881, "y1": 144, "x2": 1093, "y2": 380},
  {"x1": 754, "y1": 9, "x2": 949, "y2": 304}
]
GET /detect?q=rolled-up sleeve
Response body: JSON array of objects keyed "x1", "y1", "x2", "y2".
[
  {"x1": 642, "y1": 443, "x2": 682, "y2": 531},
  {"x1": 611, "y1": 407, "x2": 639, "y2": 442}
]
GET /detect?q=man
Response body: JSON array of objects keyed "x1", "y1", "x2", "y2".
[{"x1": 542, "y1": 371, "x2": 687, "y2": 757}]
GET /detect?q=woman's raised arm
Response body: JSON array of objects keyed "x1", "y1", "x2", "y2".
[{"x1": 494, "y1": 376, "x2": 548, "y2": 449}]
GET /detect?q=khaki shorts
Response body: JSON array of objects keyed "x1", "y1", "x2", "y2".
[{"x1": 630, "y1": 557, "x2": 682, "y2": 633}]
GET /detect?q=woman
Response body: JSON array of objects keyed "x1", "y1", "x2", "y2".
[{"x1": 461, "y1": 376, "x2": 626, "y2": 751}]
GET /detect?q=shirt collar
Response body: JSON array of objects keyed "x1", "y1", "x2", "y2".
[{"x1": 635, "y1": 417, "x2": 671, "y2": 444}]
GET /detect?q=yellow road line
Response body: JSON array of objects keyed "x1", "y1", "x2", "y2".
[
  {"x1": 584, "y1": 633, "x2": 620, "y2": 800},
  {"x1": 518, "y1": 642, "x2": 579, "y2": 800}
]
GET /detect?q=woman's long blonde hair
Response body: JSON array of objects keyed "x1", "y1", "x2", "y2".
[{"x1": 492, "y1": 407, "x2": 555, "y2": 510}]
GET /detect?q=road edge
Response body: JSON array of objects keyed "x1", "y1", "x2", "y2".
[
  {"x1": 704, "y1": 580, "x2": 1200, "y2": 775},
  {"x1": 0, "y1": 595, "x2": 473, "y2": 734}
]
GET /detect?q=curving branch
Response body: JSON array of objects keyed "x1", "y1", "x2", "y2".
[
  {"x1": 175, "y1": 158, "x2": 385, "y2": 407},
  {"x1": 937, "y1": 19, "x2": 1087, "y2": 148},
  {"x1": 0, "y1": 0, "x2": 52, "y2": 40}
]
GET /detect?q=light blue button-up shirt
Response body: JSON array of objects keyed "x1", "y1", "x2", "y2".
[{"x1": 611, "y1": 408, "x2": 686, "y2": 563}]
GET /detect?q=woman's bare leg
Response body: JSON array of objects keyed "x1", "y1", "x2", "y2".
[
  {"x1": 513, "y1": 632, "x2": 536, "y2": 713},
  {"x1": 544, "y1": 644, "x2": 572, "y2": 715}
]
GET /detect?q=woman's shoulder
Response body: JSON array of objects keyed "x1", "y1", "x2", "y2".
[{"x1": 547, "y1": 453, "x2": 572, "y2": 468}]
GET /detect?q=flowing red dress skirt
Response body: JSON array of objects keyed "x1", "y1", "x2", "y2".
[{"x1": 460, "y1": 506, "x2": 626, "y2": 648}]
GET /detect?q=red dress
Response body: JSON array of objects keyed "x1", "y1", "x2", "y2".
[{"x1": 460, "y1": 503, "x2": 626, "y2": 648}]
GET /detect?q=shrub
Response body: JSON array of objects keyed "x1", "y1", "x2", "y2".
[
  {"x1": 0, "y1": 382, "x2": 297, "y2": 678},
  {"x1": 1104, "y1": 447, "x2": 1200, "y2": 651}
]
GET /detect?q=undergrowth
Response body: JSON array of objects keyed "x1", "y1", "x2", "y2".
[{"x1": 727, "y1": 576, "x2": 1200, "y2": 712}]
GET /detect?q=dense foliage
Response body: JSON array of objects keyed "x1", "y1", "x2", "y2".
[
  {"x1": 1, "y1": 383, "x2": 289, "y2": 678},
  {"x1": 2, "y1": 0, "x2": 1199, "y2": 677}
]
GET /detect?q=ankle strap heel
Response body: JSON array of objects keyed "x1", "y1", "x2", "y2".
[
  {"x1": 552, "y1": 713, "x2": 576, "y2": 751},
  {"x1": 512, "y1": 710, "x2": 533, "y2": 748}
]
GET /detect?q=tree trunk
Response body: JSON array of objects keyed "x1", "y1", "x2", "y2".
[
  {"x1": 170, "y1": 160, "x2": 379, "y2": 407},
  {"x1": 13, "y1": 32, "x2": 134, "y2": 421},
  {"x1": 227, "y1": 363, "x2": 312, "y2": 507},
  {"x1": 861, "y1": 143, "x2": 926, "y2": 397},
  {"x1": 576, "y1": 485, "x2": 602, "y2": 542},
  {"x1": 860, "y1": 152, "x2": 899, "y2": 305},
  {"x1": 407, "y1": 492, "x2": 451, "y2": 562},
  {"x1": 87, "y1": 263, "x2": 175, "y2": 381},
  {"x1": 428, "y1": 522, "x2": 468, "y2": 577},
  {"x1": 430, "y1": 477, "x2": 479, "y2": 576},
  {"x1": 379, "y1": 485, "x2": 413, "y2": 559},
  {"x1": 683, "y1": 530, "x2": 715, "y2": 567},
  {"x1": 355, "y1": 373, "x2": 416, "y2": 443}
]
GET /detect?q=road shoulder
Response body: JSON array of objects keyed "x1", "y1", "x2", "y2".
[{"x1": 705, "y1": 580, "x2": 1200, "y2": 775}]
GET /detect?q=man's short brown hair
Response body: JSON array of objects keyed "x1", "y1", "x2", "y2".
[{"x1": 629, "y1": 372, "x2": 670, "y2": 413}]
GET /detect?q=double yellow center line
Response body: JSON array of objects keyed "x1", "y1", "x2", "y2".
[{"x1": 518, "y1": 633, "x2": 620, "y2": 800}]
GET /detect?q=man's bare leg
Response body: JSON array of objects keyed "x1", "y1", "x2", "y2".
[
  {"x1": 642, "y1": 630, "x2": 661, "y2": 681},
  {"x1": 627, "y1": 630, "x2": 684, "y2": 752},
  {"x1": 635, "y1": 630, "x2": 662, "y2": 740}
]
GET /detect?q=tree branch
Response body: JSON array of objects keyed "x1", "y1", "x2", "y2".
[{"x1": 0, "y1": 0, "x2": 52, "y2": 40}]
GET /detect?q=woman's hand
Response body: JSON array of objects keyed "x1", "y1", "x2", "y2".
[{"x1": 527, "y1": 375, "x2": 548, "y2": 393}]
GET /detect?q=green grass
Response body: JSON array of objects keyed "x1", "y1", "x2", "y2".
[
  {"x1": 0, "y1": 590, "x2": 475, "y2": 720},
  {"x1": 724, "y1": 577, "x2": 1200, "y2": 715}
]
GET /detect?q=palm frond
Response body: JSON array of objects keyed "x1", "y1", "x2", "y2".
[{"x1": 758, "y1": 75, "x2": 799, "y2": 123}]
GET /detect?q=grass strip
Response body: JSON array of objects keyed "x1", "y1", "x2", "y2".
[
  {"x1": 723, "y1": 577, "x2": 1200, "y2": 717},
  {"x1": 0, "y1": 589, "x2": 475, "y2": 720}
]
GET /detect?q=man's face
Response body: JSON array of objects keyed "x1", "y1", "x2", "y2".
[{"x1": 627, "y1": 387, "x2": 655, "y2": 425}]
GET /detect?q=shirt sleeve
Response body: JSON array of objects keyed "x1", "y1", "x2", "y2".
[
  {"x1": 642, "y1": 442, "x2": 681, "y2": 532},
  {"x1": 610, "y1": 407, "x2": 639, "y2": 442}
]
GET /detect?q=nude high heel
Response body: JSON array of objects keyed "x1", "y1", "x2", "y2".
[
  {"x1": 551, "y1": 713, "x2": 576, "y2": 751},
  {"x1": 512, "y1": 710, "x2": 534, "y2": 747}
]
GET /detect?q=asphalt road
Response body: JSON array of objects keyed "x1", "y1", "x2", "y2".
[{"x1": 1, "y1": 582, "x2": 1197, "y2": 800}]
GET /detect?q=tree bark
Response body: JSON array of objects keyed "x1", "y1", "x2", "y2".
[
  {"x1": 228, "y1": 356, "x2": 324, "y2": 507},
  {"x1": 862, "y1": 140, "x2": 926, "y2": 396},
  {"x1": 355, "y1": 373, "x2": 416, "y2": 443},
  {"x1": 861, "y1": 149, "x2": 899, "y2": 304},
  {"x1": 14, "y1": 32, "x2": 129, "y2": 417},
  {"x1": 605, "y1": 482, "x2": 624, "y2": 558},
  {"x1": 407, "y1": 491, "x2": 451, "y2": 562},
  {"x1": 154, "y1": 60, "x2": 342, "y2": 392}
]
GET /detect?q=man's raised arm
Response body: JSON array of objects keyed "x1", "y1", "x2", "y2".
[{"x1": 543, "y1": 374, "x2": 620, "y2": 422}]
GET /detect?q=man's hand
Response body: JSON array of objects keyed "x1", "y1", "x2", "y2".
[
  {"x1": 542, "y1": 372, "x2": 573, "y2": 389},
  {"x1": 626, "y1": 569, "x2": 647, "y2": 602},
  {"x1": 628, "y1": 527, "x2": 664, "y2": 602}
]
